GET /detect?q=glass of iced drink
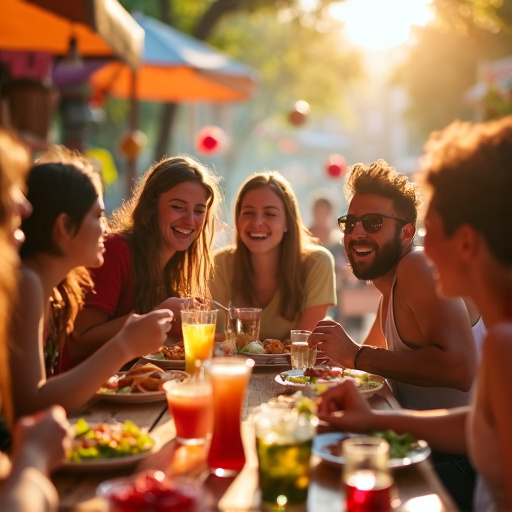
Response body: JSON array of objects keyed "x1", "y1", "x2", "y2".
[
  {"x1": 290, "y1": 330, "x2": 315, "y2": 370},
  {"x1": 204, "y1": 357, "x2": 254, "y2": 476},
  {"x1": 163, "y1": 379, "x2": 213, "y2": 445},
  {"x1": 253, "y1": 403, "x2": 317, "y2": 507},
  {"x1": 181, "y1": 309, "x2": 217, "y2": 376},
  {"x1": 232, "y1": 308, "x2": 261, "y2": 350},
  {"x1": 343, "y1": 436, "x2": 393, "y2": 512}
]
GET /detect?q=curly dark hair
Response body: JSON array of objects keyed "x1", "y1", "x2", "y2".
[
  {"x1": 344, "y1": 159, "x2": 420, "y2": 224},
  {"x1": 422, "y1": 116, "x2": 512, "y2": 265}
]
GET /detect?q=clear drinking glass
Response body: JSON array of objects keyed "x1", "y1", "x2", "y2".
[
  {"x1": 342, "y1": 436, "x2": 394, "y2": 512},
  {"x1": 290, "y1": 330, "x2": 316, "y2": 370},
  {"x1": 253, "y1": 403, "x2": 317, "y2": 508},
  {"x1": 180, "y1": 309, "x2": 217, "y2": 376},
  {"x1": 204, "y1": 357, "x2": 254, "y2": 476}
]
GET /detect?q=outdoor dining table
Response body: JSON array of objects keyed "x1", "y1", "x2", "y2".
[{"x1": 52, "y1": 360, "x2": 457, "y2": 512}]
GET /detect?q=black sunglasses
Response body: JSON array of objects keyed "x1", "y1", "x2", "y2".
[{"x1": 337, "y1": 213, "x2": 409, "y2": 234}]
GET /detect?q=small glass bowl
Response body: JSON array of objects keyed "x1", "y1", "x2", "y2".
[{"x1": 97, "y1": 470, "x2": 203, "y2": 512}]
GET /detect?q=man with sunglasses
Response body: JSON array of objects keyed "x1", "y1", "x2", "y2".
[{"x1": 309, "y1": 159, "x2": 485, "y2": 511}]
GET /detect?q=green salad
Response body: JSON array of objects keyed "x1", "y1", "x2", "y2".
[
  {"x1": 68, "y1": 419, "x2": 155, "y2": 461},
  {"x1": 370, "y1": 429, "x2": 419, "y2": 458}
]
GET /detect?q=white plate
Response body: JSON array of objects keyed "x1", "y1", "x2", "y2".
[
  {"x1": 61, "y1": 448, "x2": 156, "y2": 472},
  {"x1": 96, "y1": 370, "x2": 190, "y2": 403},
  {"x1": 141, "y1": 353, "x2": 185, "y2": 369},
  {"x1": 62, "y1": 426, "x2": 159, "y2": 473},
  {"x1": 239, "y1": 352, "x2": 290, "y2": 365},
  {"x1": 313, "y1": 432, "x2": 431, "y2": 468},
  {"x1": 275, "y1": 368, "x2": 385, "y2": 397}
]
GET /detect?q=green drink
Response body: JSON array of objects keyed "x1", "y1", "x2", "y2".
[
  {"x1": 256, "y1": 436, "x2": 313, "y2": 504},
  {"x1": 253, "y1": 404, "x2": 316, "y2": 507}
]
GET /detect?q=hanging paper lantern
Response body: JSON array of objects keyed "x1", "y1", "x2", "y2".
[
  {"x1": 288, "y1": 100, "x2": 310, "y2": 127},
  {"x1": 196, "y1": 126, "x2": 227, "y2": 154},
  {"x1": 324, "y1": 154, "x2": 347, "y2": 179},
  {"x1": 118, "y1": 130, "x2": 147, "y2": 159}
]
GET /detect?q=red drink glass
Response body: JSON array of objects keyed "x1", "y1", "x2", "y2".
[
  {"x1": 204, "y1": 357, "x2": 254, "y2": 476},
  {"x1": 163, "y1": 380, "x2": 213, "y2": 445},
  {"x1": 345, "y1": 471, "x2": 393, "y2": 512},
  {"x1": 343, "y1": 436, "x2": 393, "y2": 512}
]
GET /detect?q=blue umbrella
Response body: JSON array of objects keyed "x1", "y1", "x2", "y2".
[{"x1": 91, "y1": 12, "x2": 257, "y2": 102}]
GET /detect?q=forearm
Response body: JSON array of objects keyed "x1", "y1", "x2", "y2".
[
  {"x1": 352, "y1": 345, "x2": 473, "y2": 390},
  {"x1": 69, "y1": 314, "x2": 129, "y2": 360},
  {"x1": 0, "y1": 466, "x2": 58, "y2": 512},
  {"x1": 15, "y1": 337, "x2": 132, "y2": 417},
  {"x1": 369, "y1": 407, "x2": 469, "y2": 454}
]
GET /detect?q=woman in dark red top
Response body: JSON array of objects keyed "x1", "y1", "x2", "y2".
[{"x1": 61, "y1": 155, "x2": 221, "y2": 371}]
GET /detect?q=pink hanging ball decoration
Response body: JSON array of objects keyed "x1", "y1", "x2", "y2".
[
  {"x1": 324, "y1": 154, "x2": 347, "y2": 179},
  {"x1": 196, "y1": 126, "x2": 226, "y2": 154}
]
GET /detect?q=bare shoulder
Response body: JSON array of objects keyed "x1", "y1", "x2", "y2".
[
  {"x1": 396, "y1": 248, "x2": 433, "y2": 281},
  {"x1": 18, "y1": 265, "x2": 44, "y2": 306}
]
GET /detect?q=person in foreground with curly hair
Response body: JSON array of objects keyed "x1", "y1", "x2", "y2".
[{"x1": 309, "y1": 159, "x2": 485, "y2": 510}]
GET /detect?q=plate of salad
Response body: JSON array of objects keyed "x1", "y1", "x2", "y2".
[
  {"x1": 275, "y1": 367, "x2": 385, "y2": 397},
  {"x1": 62, "y1": 419, "x2": 158, "y2": 472},
  {"x1": 313, "y1": 430, "x2": 431, "y2": 468}
]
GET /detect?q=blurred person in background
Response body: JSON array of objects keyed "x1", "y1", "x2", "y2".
[{"x1": 308, "y1": 193, "x2": 347, "y2": 321}]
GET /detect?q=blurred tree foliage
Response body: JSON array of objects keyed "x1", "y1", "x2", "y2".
[
  {"x1": 395, "y1": 0, "x2": 512, "y2": 145},
  {"x1": 116, "y1": 0, "x2": 363, "y2": 160}
]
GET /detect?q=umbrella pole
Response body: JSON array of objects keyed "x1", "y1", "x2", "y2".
[{"x1": 125, "y1": 69, "x2": 138, "y2": 197}]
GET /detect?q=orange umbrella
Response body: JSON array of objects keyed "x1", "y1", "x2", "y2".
[
  {"x1": 0, "y1": 0, "x2": 143, "y2": 68},
  {"x1": 91, "y1": 12, "x2": 257, "y2": 103}
]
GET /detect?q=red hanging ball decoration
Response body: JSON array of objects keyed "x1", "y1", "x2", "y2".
[
  {"x1": 196, "y1": 126, "x2": 227, "y2": 154},
  {"x1": 324, "y1": 154, "x2": 347, "y2": 179},
  {"x1": 288, "y1": 100, "x2": 310, "y2": 127}
]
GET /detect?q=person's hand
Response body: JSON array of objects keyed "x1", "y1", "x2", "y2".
[
  {"x1": 119, "y1": 309, "x2": 174, "y2": 358},
  {"x1": 10, "y1": 405, "x2": 70, "y2": 474},
  {"x1": 156, "y1": 297, "x2": 210, "y2": 338},
  {"x1": 308, "y1": 319, "x2": 360, "y2": 368},
  {"x1": 318, "y1": 379, "x2": 375, "y2": 433}
]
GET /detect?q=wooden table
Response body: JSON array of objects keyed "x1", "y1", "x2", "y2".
[{"x1": 53, "y1": 364, "x2": 457, "y2": 512}]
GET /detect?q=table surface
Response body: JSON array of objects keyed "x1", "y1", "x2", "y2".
[{"x1": 53, "y1": 362, "x2": 457, "y2": 512}]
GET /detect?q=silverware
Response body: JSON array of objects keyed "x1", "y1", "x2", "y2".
[{"x1": 211, "y1": 299, "x2": 230, "y2": 313}]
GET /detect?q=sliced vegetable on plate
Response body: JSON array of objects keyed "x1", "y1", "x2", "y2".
[{"x1": 67, "y1": 419, "x2": 155, "y2": 463}]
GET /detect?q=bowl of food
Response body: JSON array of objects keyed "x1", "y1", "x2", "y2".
[{"x1": 97, "y1": 470, "x2": 203, "y2": 511}]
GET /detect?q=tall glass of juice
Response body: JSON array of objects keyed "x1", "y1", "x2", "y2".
[
  {"x1": 204, "y1": 357, "x2": 254, "y2": 476},
  {"x1": 181, "y1": 309, "x2": 217, "y2": 376}
]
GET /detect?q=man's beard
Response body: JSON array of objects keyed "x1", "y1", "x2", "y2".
[{"x1": 347, "y1": 231, "x2": 402, "y2": 281}]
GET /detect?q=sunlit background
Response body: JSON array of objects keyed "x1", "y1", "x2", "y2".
[{"x1": 330, "y1": 0, "x2": 434, "y2": 50}]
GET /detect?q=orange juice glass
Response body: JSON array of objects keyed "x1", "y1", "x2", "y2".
[
  {"x1": 204, "y1": 357, "x2": 254, "y2": 476},
  {"x1": 181, "y1": 309, "x2": 217, "y2": 376}
]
